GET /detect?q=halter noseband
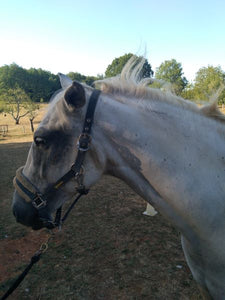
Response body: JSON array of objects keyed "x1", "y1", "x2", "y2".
[{"x1": 13, "y1": 89, "x2": 101, "y2": 228}]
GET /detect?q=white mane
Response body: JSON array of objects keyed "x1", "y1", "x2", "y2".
[{"x1": 95, "y1": 56, "x2": 225, "y2": 122}]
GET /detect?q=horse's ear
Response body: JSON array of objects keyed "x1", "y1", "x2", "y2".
[
  {"x1": 58, "y1": 73, "x2": 73, "y2": 89},
  {"x1": 64, "y1": 81, "x2": 86, "y2": 109}
]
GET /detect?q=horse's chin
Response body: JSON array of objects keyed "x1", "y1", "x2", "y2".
[
  {"x1": 31, "y1": 220, "x2": 45, "y2": 230},
  {"x1": 39, "y1": 216, "x2": 56, "y2": 230}
]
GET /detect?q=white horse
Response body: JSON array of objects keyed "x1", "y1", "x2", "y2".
[{"x1": 13, "y1": 57, "x2": 225, "y2": 299}]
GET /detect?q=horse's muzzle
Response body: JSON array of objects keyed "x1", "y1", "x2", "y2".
[{"x1": 12, "y1": 191, "x2": 52, "y2": 230}]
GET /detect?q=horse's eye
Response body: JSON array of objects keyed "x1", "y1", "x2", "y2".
[{"x1": 34, "y1": 136, "x2": 47, "y2": 147}]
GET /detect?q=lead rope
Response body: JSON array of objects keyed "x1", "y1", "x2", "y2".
[
  {"x1": 0, "y1": 234, "x2": 50, "y2": 300},
  {"x1": 0, "y1": 191, "x2": 85, "y2": 300}
]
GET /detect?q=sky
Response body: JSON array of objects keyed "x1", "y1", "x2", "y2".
[{"x1": 0, "y1": 0, "x2": 224, "y2": 82}]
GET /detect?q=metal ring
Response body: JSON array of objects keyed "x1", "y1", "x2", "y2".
[{"x1": 40, "y1": 242, "x2": 48, "y2": 253}]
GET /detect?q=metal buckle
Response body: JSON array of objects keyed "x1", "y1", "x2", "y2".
[
  {"x1": 77, "y1": 133, "x2": 91, "y2": 152},
  {"x1": 32, "y1": 194, "x2": 47, "y2": 209},
  {"x1": 76, "y1": 165, "x2": 85, "y2": 177}
]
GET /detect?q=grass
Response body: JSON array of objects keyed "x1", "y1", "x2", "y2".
[{"x1": 0, "y1": 104, "x2": 203, "y2": 299}]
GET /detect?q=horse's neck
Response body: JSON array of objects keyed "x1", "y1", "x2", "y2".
[{"x1": 95, "y1": 94, "x2": 225, "y2": 240}]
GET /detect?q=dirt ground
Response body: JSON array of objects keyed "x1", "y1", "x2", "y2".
[{"x1": 0, "y1": 142, "x2": 202, "y2": 299}]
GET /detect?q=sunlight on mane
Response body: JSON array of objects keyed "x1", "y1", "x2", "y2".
[{"x1": 95, "y1": 56, "x2": 225, "y2": 123}]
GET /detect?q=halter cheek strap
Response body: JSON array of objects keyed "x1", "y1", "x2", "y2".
[{"x1": 13, "y1": 89, "x2": 101, "y2": 225}]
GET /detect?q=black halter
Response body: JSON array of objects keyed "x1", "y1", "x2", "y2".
[{"x1": 14, "y1": 89, "x2": 101, "y2": 229}]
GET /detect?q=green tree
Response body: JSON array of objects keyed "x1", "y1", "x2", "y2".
[
  {"x1": 184, "y1": 66, "x2": 225, "y2": 104},
  {"x1": 26, "y1": 68, "x2": 60, "y2": 102},
  {"x1": 0, "y1": 88, "x2": 32, "y2": 124},
  {"x1": 0, "y1": 64, "x2": 60, "y2": 103},
  {"x1": 105, "y1": 53, "x2": 153, "y2": 78},
  {"x1": 181, "y1": 83, "x2": 196, "y2": 101},
  {"x1": 67, "y1": 72, "x2": 86, "y2": 82},
  {"x1": 67, "y1": 72, "x2": 99, "y2": 86},
  {"x1": 85, "y1": 76, "x2": 98, "y2": 86},
  {"x1": 155, "y1": 59, "x2": 188, "y2": 95},
  {"x1": 0, "y1": 63, "x2": 28, "y2": 93}
]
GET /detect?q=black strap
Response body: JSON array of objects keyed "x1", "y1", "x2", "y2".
[
  {"x1": 49, "y1": 89, "x2": 101, "y2": 195},
  {"x1": 61, "y1": 192, "x2": 84, "y2": 223},
  {"x1": 82, "y1": 89, "x2": 101, "y2": 134},
  {"x1": 0, "y1": 252, "x2": 41, "y2": 300},
  {"x1": 45, "y1": 89, "x2": 100, "y2": 195}
]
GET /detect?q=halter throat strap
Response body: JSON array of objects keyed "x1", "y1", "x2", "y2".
[{"x1": 14, "y1": 89, "x2": 101, "y2": 213}]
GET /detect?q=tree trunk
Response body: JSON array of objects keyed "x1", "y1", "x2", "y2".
[
  {"x1": 15, "y1": 118, "x2": 19, "y2": 125},
  {"x1": 30, "y1": 118, "x2": 34, "y2": 132}
]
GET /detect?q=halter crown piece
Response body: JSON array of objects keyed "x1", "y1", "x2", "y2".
[{"x1": 13, "y1": 89, "x2": 101, "y2": 228}]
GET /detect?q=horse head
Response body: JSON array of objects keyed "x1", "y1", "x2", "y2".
[{"x1": 12, "y1": 75, "x2": 105, "y2": 229}]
